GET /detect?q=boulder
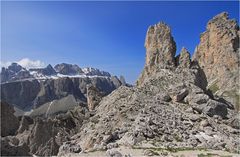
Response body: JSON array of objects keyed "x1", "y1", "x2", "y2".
[
  {"x1": 106, "y1": 149, "x2": 123, "y2": 157},
  {"x1": 168, "y1": 84, "x2": 189, "y2": 102},
  {"x1": 229, "y1": 114, "x2": 240, "y2": 129},
  {"x1": 185, "y1": 93, "x2": 209, "y2": 105},
  {"x1": 171, "y1": 88, "x2": 189, "y2": 102},
  {"x1": 155, "y1": 92, "x2": 171, "y2": 102},
  {"x1": 58, "y1": 142, "x2": 81, "y2": 156},
  {"x1": 143, "y1": 149, "x2": 159, "y2": 156},
  {"x1": 202, "y1": 100, "x2": 228, "y2": 118}
]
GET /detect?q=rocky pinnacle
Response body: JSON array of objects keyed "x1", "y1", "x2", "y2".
[{"x1": 137, "y1": 22, "x2": 176, "y2": 85}]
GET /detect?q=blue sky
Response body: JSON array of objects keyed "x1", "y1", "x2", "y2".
[{"x1": 1, "y1": 1, "x2": 239, "y2": 83}]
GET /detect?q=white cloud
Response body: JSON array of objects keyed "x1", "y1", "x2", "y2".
[
  {"x1": 17, "y1": 58, "x2": 45, "y2": 69},
  {"x1": 1, "y1": 58, "x2": 46, "y2": 69}
]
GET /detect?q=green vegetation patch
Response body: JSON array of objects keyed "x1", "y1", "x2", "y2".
[
  {"x1": 132, "y1": 146, "x2": 202, "y2": 153},
  {"x1": 197, "y1": 153, "x2": 219, "y2": 157},
  {"x1": 208, "y1": 82, "x2": 219, "y2": 94},
  {"x1": 197, "y1": 153, "x2": 233, "y2": 157},
  {"x1": 223, "y1": 90, "x2": 240, "y2": 111}
]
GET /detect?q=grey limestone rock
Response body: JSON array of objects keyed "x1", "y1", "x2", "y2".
[
  {"x1": 1, "y1": 102, "x2": 19, "y2": 137},
  {"x1": 106, "y1": 149, "x2": 123, "y2": 157},
  {"x1": 87, "y1": 85, "x2": 104, "y2": 111},
  {"x1": 1, "y1": 136, "x2": 30, "y2": 156}
]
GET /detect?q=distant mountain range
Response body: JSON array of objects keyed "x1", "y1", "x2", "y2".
[
  {"x1": 0, "y1": 62, "x2": 127, "y2": 116},
  {"x1": 1, "y1": 62, "x2": 112, "y2": 83}
]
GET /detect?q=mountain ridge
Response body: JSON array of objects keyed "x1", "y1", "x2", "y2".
[{"x1": 1, "y1": 62, "x2": 114, "y2": 83}]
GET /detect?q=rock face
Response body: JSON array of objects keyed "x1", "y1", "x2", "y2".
[
  {"x1": 28, "y1": 118, "x2": 59, "y2": 156},
  {"x1": 17, "y1": 116, "x2": 33, "y2": 134},
  {"x1": 1, "y1": 80, "x2": 41, "y2": 110},
  {"x1": 1, "y1": 102, "x2": 20, "y2": 137},
  {"x1": 87, "y1": 85, "x2": 104, "y2": 111},
  {"x1": 176, "y1": 47, "x2": 191, "y2": 68},
  {"x1": 193, "y1": 12, "x2": 240, "y2": 110},
  {"x1": 145, "y1": 22, "x2": 176, "y2": 67},
  {"x1": 137, "y1": 22, "x2": 176, "y2": 85}
]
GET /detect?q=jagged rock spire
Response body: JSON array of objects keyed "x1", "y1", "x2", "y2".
[
  {"x1": 193, "y1": 12, "x2": 239, "y2": 80},
  {"x1": 177, "y1": 47, "x2": 191, "y2": 68},
  {"x1": 145, "y1": 22, "x2": 176, "y2": 68},
  {"x1": 137, "y1": 22, "x2": 176, "y2": 85}
]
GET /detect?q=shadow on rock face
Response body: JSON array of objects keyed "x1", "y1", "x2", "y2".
[{"x1": 190, "y1": 60, "x2": 208, "y2": 91}]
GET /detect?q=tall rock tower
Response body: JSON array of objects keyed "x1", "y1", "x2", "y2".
[
  {"x1": 137, "y1": 22, "x2": 176, "y2": 85},
  {"x1": 193, "y1": 12, "x2": 240, "y2": 110}
]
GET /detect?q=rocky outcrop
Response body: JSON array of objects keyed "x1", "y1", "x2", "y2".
[
  {"x1": 145, "y1": 22, "x2": 176, "y2": 67},
  {"x1": 1, "y1": 102, "x2": 20, "y2": 137},
  {"x1": 0, "y1": 104, "x2": 87, "y2": 156},
  {"x1": 27, "y1": 106, "x2": 89, "y2": 156},
  {"x1": 17, "y1": 116, "x2": 33, "y2": 134},
  {"x1": 193, "y1": 12, "x2": 240, "y2": 110},
  {"x1": 87, "y1": 85, "x2": 104, "y2": 111},
  {"x1": 1, "y1": 136, "x2": 30, "y2": 156},
  {"x1": 176, "y1": 47, "x2": 191, "y2": 68},
  {"x1": 137, "y1": 22, "x2": 176, "y2": 85},
  {"x1": 58, "y1": 142, "x2": 81, "y2": 156},
  {"x1": 28, "y1": 118, "x2": 59, "y2": 156},
  {"x1": 229, "y1": 113, "x2": 240, "y2": 129}
]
